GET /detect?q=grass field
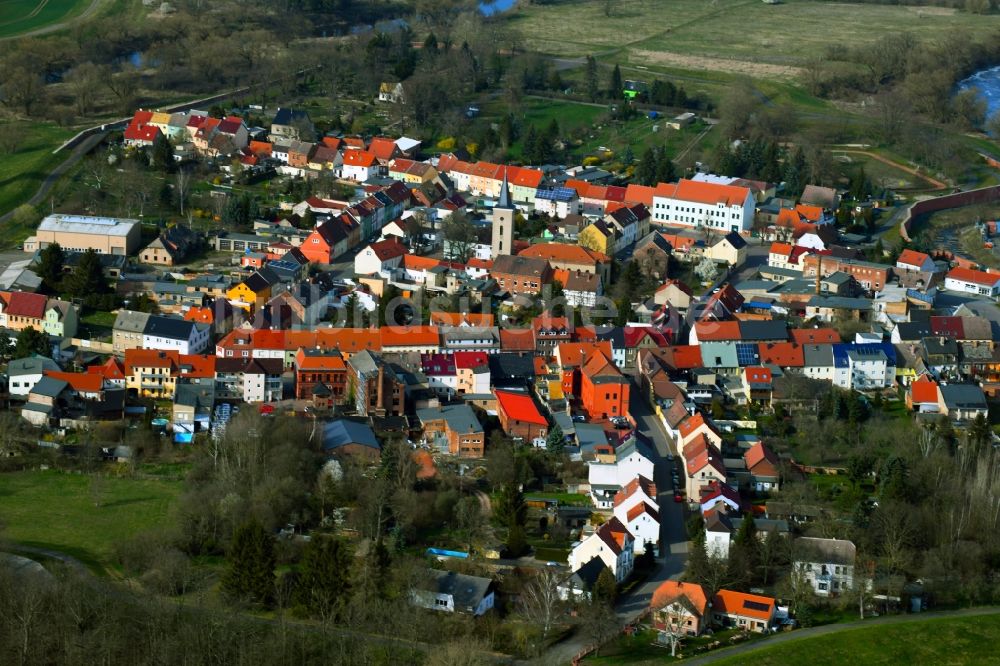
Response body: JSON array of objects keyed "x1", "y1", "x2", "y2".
[
  {"x1": 0, "y1": 0, "x2": 93, "y2": 38},
  {"x1": 0, "y1": 468, "x2": 182, "y2": 574},
  {"x1": 707, "y1": 613, "x2": 1000, "y2": 666},
  {"x1": 510, "y1": 0, "x2": 1000, "y2": 73},
  {"x1": 0, "y1": 123, "x2": 77, "y2": 223}
]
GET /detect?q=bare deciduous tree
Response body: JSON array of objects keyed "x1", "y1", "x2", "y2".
[{"x1": 520, "y1": 568, "x2": 563, "y2": 646}]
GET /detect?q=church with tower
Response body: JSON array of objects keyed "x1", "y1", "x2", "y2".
[{"x1": 491, "y1": 173, "x2": 514, "y2": 258}]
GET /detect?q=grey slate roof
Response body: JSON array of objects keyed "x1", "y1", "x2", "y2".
[
  {"x1": 417, "y1": 403, "x2": 483, "y2": 434},
  {"x1": 8, "y1": 356, "x2": 59, "y2": 377},
  {"x1": 144, "y1": 315, "x2": 196, "y2": 341},
  {"x1": 322, "y1": 419, "x2": 380, "y2": 452},
  {"x1": 113, "y1": 310, "x2": 151, "y2": 334},
  {"x1": 30, "y1": 376, "x2": 68, "y2": 398},
  {"x1": 794, "y1": 537, "x2": 856, "y2": 566},
  {"x1": 423, "y1": 570, "x2": 493, "y2": 612},
  {"x1": 940, "y1": 384, "x2": 987, "y2": 410}
]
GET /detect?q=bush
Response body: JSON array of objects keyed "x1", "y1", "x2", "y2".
[{"x1": 436, "y1": 137, "x2": 456, "y2": 151}]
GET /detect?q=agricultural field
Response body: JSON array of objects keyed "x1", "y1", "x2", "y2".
[
  {"x1": 0, "y1": 0, "x2": 94, "y2": 38},
  {"x1": 0, "y1": 468, "x2": 183, "y2": 575},
  {"x1": 510, "y1": 0, "x2": 1000, "y2": 76}
]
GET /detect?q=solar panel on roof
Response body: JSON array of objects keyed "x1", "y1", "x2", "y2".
[
  {"x1": 736, "y1": 343, "x2": 760, "y2": 366},
  {"x1": 743, "y1": 600, "x2": 771, "y2": 612}
]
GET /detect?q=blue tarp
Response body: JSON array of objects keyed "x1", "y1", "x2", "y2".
[
  {"x1": 426, "y1": 548, "x2": 469, "y2": 559},
  {"x1": 174, "y1": 433, "x2": 193, "y2": 444}
]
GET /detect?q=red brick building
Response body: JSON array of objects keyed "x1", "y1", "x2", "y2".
[
  {"x1": 495, "y1": 389, "x2": 548, "y2": 442},
  {"x1": 294, "y1": 348, "x2": 348, "y2": 402},
  {"x1": 490, "y1": 255, "x2": 553, "y2": 298}
]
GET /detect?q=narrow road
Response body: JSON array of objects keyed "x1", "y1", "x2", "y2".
[
  {"x1": 0, "y1": 130, "x2": 107, "y2": 223},
  {"x1": 684, "y1": 605, "x2": 1000, "y2": 665},
  {"x1": 537, "y1": 386, "x2": 689, "y2": 665}
]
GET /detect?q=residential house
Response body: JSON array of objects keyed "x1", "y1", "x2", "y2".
[
  {"x1": 141, "y1": 225, "x2": 199, "y2": 266},
  {"x1": 0, "y1": 291, "x2": 48, "y2": 333},
  {"x1": 518, "y1": 243, "x2": 612, "y2": 286},
  {"x1": 896, "y1": 249, "x2": 936, "y2": 274},
  {"x1": 411, "y1": 570, "x2": 495, "y2": 616},
  {"x1": 173, "y1": 382, "x2": 214, "y2": 435},
  {"x1": 301, "y1": 219, "x2": 351, "y2": 265},
  {"x1": 938, "y1": 383, "x2": 988, "y2": 421},
  {"x1": 651, "y1": 581, "x2": 710, "y2": 636},
  {"x1": 43, "y1": 299, "x2": 78, "y2": 338},
  {"x1": 269, "y1": 108, "x2": 313, "y2": 143},
  {"x1": 633, "y1": 231, "x2": 673, "y2": 279},
  {"x1": 705, "y1": 510, "x2": 735, "y2": 558},
  {"x1": 741, "y1": 366, "x2": 773, "y2": 407},
  {"x1": 227, "y1": 267, "x2": 281, "y2": 312},
  {"x1": 21, "y1": 376, "x2": 76, "y2": 427},
  {"x1": 683, "y1": 434, "x2": 726, "y2": 499},
  {"x1": 355, "y1": 238, "x2": 408, "y2": 276},
  {"x1": 705, "y1": 231, "x2": 748, "y2": 267},
  {"x1": 580, "y1": 349, "x2": 630, "y2": 420},
  {"x1": 417, "y1": 403, "x2": 486, "y2": 457},
  {"x1": 794, "y1": 537, "x2": 856, "y2": 597},
  {"x1": 142, "y1": 315, "x2": 210, "y2": 354},
  {"x1": 711, "y1": 590, "x2": 776, "y2": 633},
  {"x1": 613, "y1": 489, "x2": 660, "y2": 555},
  {"x1": 743, "y1": 442, "x2": 780, "y2": 492},
  {"x1": 342, "y1": 150, "x2": 379, "y2": 182},
  {"x1": 214, "y1": 357, "x2": 283, "y2": 403},
  {"x1": 112, "y1": 310, "x2": 151, "y2": 354},
  {"x1": 577, "y1": 220, "x2": 615, "y2": 256},
  {"x1": 378, "y1": 82, "x2": 405, "y2": 103},
  {"x1": 265, "y1": 282, "x2": 331, "y2": 329},
  {"x1": 490, "y1": 255, "x2": 553, "y2": 298},
  {"x1": 388, "y1": 158, "x2": 437, "y2": 184},
  {"x1": 605, "y1": 203, "x2": 651, "y2": 251},
  {"x1": 567, "y1": 516, "x2": 635, "y2": 583},
  {"x1": 8, "y1": 356, "x2": 59, "y2": 398},
  {"x1": 534, "y1": 187, "x2": 580, "y2": 219},
  {"x1": 495, "y1": 388, "x2": 548, "y2": 442},
  {"x1": 587, "y1": 439, "x2": 656, "y2": 508},
  {"x1": 653, "y1": 280, "x2": 693, "y2": 311}
]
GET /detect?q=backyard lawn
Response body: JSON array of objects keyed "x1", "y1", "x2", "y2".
[
  {"x1": 0, "y1": 123, "x2": 77, "y2": 237},
  {"x1": 0, "y1": 468, "x2": 183, "y2": 575}
]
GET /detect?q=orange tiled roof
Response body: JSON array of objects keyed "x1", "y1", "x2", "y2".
[
  {"x1": 45, "y1": 371, "x2": 103, "y2": 393},
  {"x1": 177, "y1": 354, "x2": 216, "y2": 378},
  {"x1": 87, "y1": 357, "x2": 125, "y2": 380},
  {"x1": 500, "y1": 328, "x2": 535, "y2": 351},
  {"x1": 694, "y1": 320, "x2": 742, "y2": 341},
  {"x1": 655, "y1": 179, "x2": 750, "y2": 207},
  {"x1": 315, "y1": 328, "x2": 382, "y2": 354},
  {"x1": 789, "y1": 328, "x2": 841, "y2": 345},
  {"x1": 910, "y1": 373, "x2": 940, "y2": 404},
  {"x1": 430, "y1": 312, "x2": 495, "y2": 327},
  {"x1": 897, "y1": 248, "x2": 931, "y2": 268},
  {"x1": 769, "y1": 242, "x2": 793, "y2": 256},
  {"x1": 518, "y1": 242, "x2": 610, "y2": 265},
  {"x1": 624, "y1": 184, "x2": 656, "y2": 207},
  {"x1": 124, "y1": 349, "x2": 179, "y2": 373},
  {"x1": 712, "y1": 590, "x2": 776, "y2": 621},
  {"x1": 380, "y1": 325, "x2": 439, "y2": 347},
  {"x1": 651, "y1": 581, "x2": 709, "y2": 615},
  {"x1": 343, "y1": 150, "x2": 377, "y2": 167},
  {"x1": 495, "y1": 389, "x2": 547, "y2": 425},
  {"x1": 295, "y1": 348, "x2": 347, "y2": 370},
  {"x1": 947, "y1": 266, "x2": 1000, "y2": 287},
  {"x1": 757, "y1": 342, "x2": 804, "y2": 367}
]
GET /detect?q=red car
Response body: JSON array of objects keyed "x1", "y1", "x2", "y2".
[{"x1": 673, "y1": 492, "x2": 685, "y2": 503}]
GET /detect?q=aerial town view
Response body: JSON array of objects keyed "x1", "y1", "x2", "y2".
[{"x1": 4, "y1": 0, "x2": 1000, "y2": 664}]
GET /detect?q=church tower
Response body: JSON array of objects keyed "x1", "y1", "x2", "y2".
[{"x1": 491, "y1": 171, "x2": 515, "y2": 257}]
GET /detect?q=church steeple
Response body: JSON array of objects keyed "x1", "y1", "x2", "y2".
[{"x1": 497, "y1": 169, "x2": 513, "y2": 209}]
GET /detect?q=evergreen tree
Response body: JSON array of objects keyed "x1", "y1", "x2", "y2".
[
  {"x1": 14, "y1": 327, "x2": 50, "y2": 359},
  {"x1": 506, "y1": 523, "x2": 529, "y2": 557},
  {"x1": 222, "y1": 520, "x2": 276, "y2": 607},
  {"x1": 0, "y1": 334, "x2": 13, "y2": 362},
  {"x1": 423, "y1": 32, "x2": 438, "y2": 52},
  {"x1": 654, "y1": 147, "x2": 676, "y2": 184},
  {"x1": 151, "y1": 134, "x2": 175, "y2": 172},
  {"x1": 296, "y1": 536, "x2": 352, "y2": 621},
  {"x1": 784, "y1": 147, "x2": 807, "y2": 198},
  {"x1": 636, "y1": 146, "x2": 658, "y2": 186},
  {"x1": 609, "y1": 64, "x2": 623, "y2": 99},
  {"x1": 494, "y1": 481, "x2": 527, "y2": 528},
  {"x1": 585, "y1": 56, "x2": 599, "y2": 101},
  {"x1": 967, "y1": 413, "x2": 992, "y2": 458},
  {"x1": 761, "y1": 141, "x2": 782, "y2": 184},
  {"x1": 65, "y1": 249, "x2": 108, "y2": 297},
  {"x1": 546, "y1": 425, "x2": 565, "y2": 452},
  {"x1": 729, "y1": 517, "x2": 759, "y2": 588},
  {"x1": 592, "y1": 567, "x2": 618, "y2": 607},
  {"x1": 622, "y1": 145, "x2": 635, "y2": 166},
  {"x1": 36, "y1": 242, "x2": 65, "y2": 293}
]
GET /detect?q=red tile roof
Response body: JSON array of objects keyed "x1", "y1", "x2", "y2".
[
  {"x1": 124, "y1": 349, "x2": 180, "y2": 373},
  {"x1": 380, "y1": 325, "x2": 439, "y2": 348},
  {"x1": 651, "y1": 581, "x2": 709, "y2": 615},
  {"x1": 789, "y1": 328, "x2": 841, "y2": 345},
  {"x1": 909, "y1": 373, "x2": 940, "y2": 404},
  {"x1": 694, "y1": 320, "x2": 741, "y2": 342},
  {"x1": 655, "y1": 179, "x2": 751, "y2": 207},
  {"x1": 367, "y1": 238, "x2": 408, "y2": 261},
  {"x1": 500, "y1": 328, "x2": 535, "y2": 351},
  {"x1": 45, "y1": 371, "x2": 103, "y2": 393},
  {"x1": 518, "y1": 242, "x2": 610, "y2": 265},
  {"x1": 87, "y1": 357, "x2": 125, "y2": 380},
  {"x1": 495, "y1": 389, "x2": 547, "y2": 425},
  {"x1": 897, "y1": 249, "x2": 931, "y2": 268},
  {"x1": 3, "y1": 291, "x2": 47, "y2": 319},
  {"x1": 744, "y1": 442, "x2": 779, "y2": 476},
  {"x1": 613, "y1": 475, "x2": 657, "y2": 506},
  {"x1": 757, "y1": 342, "x2": 804, "y2": 367},
  {"x1": 177, "y1": 354, "x2": 216, "y2": 378},
  {"x1": 946, "y1": 266, "x2": 1000, "y2": 287},
  {"x1": 368, "y1": 137, "x2": 400, "y2": 161},
  {"x1": 627, "y1": 501, "x2": 660, "y2": 523},
  {"x1": 453, "y1": 351, "x2": 490, "y2": 370},
  {"x1": 343, "y1": 150, "x2": 377, "y2": 167}
]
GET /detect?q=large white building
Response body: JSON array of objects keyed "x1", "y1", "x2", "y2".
[
  {"x1": 651, "y1": 179, "x2": 755, "y2": 233},
  {"x1": 567, "y1": 516, "x2": 635, "y2": 583}
]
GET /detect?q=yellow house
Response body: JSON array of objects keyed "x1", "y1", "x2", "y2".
[
  {"x1": 226, "y1": 267, "x2": 279, "y2": 312},
  {"x1": 578, "y1": 221, "x2": 614, "y2": 256},
  {"x1": 388, "y1": 158, "x2": 438, "y2": 184},
  {"x1": 124, "y1": 349, "x2": 179, "y2": 399}
]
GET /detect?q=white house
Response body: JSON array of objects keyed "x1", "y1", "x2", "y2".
[
  {"x1": 896, "y1": 249, "x2": 936, "y2": 274},
  {"x1": 587, "y1": 441, "x2": 656, "y2": 508},
  {"x1": 7, "y1": 356, "x2": 59, "y2": 398},
  {"x1": 142, "y1": 317, "x2": 210, "y2": 354},
  {"x1": 704, "y1": 511, "x2": 733, "y2": 559},
  {"x1": 411, "y1": 570, "x2": 495, "y2": 616},
  {"x1": 704, "y1": 231, "x2": 748, "y2": 267},
  {"x1": 378, "y1": 82, "x2": 405, "y2": 104},
  {"x1": 614, "y1": 501, "x2": 660, "y2": 555},
  {"x1": 802, "y1": 344, "x2": 835, "y2": 382},
  {"x1": 840, "y1": 345, "x2": 894, "y2": 390},
  {"x1": 651, "y1": 179, "x2": 755, "y2": 233},
  {"x1": 944, "y1": 267, "x2": 1000, "y2": 298},
  {"x1": 567, "y1": 516, "x2": 634, "y2": 583},
  {"x1": 794, "y1": 537, "x2": 856, "y2": 597},
  {"x1": 534, "y1": 187, "x2": 580, "y2": 219},
  {"x1": 341, "y1": 150, "x2": 379, "y2": 182},
  {"x1": 271, "y1": 143, "x2": 290, "y2": 164},
  {"x1": 354, "y1": 239, "x2": 408, "y2": 277}
]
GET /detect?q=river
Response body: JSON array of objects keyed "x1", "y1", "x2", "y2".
[{"x1": 958, "y1": 64, "x2": 1000, "y2": 122}]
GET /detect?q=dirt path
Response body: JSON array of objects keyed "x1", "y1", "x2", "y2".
[
  {"x1": 830, "y1": 149, "x2": 948, "y2": 190},
  {"x1": 0, "y1": 130, "x2": 107, "y2": 225},
  {"x1": 683, "y1": 606, "x2": 1000, "y2": 665},
  {"x1": 0, "y1": 0, "x2": 106, "y2": 41}
]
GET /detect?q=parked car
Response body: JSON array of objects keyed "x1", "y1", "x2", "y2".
[
  {"x1": 673, "y1": 492, "x2": 685, "y2": 503},
  {"x1": 572, "y1": 415, "x2": 586, "y2": 422}
]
